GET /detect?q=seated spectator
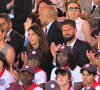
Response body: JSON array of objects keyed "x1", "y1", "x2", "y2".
[
  {"x1": 24, "y1": 12, "x2": 39, "y2": 46},
  {"x1": 50, "y1": 45, "x2": 83, "y2": 90},
  {"x1": 18, "y1": 24, "x2": 53, "y2": 80},
  {"x1": 0, "y1": 52, "x2": 15, "y2": 90},
  {"x1": 0, "y1": 13, "x2": 24, "y2": 62},
  {"x1": 66, "y1": 1, "x2": 91, "y2": 41},
  {"x1": 55, "y1": 68, "x2": 74, "y2": 90},
  {"x1": 81, "y1": 64, "x2": 100, "y2": 89},
  {"x1": 19, "y1": 65, "x2": 43, "y2": 90},
  {"x1": 22, "y1": 49, "x2": 47, "y2": 89},
  {"x1": 6, "y1": 82, "x2": 22, "y2": 90},
  {"x1": 0, "y1": 24, "x2": 15, "y2": 67}
]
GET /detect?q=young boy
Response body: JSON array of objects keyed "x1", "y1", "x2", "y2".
[
  {"x1": 81, "y1": 64, "x2": 100, "y2": 90},
  {"x1": 55, "y1": 67, "x2": 73, "y2": 90},
  {"x1": 19, "y1": 65, "x2": 43, "y2": 90}
]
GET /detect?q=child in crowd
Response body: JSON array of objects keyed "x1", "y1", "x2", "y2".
[
  {"x1": 81, "y1": 64, "x2": 100, "y2": 90},
  {"x1": 50, "y1": 45, "x2": 83, "y2": 90},
  {"x1": 87, "y1": 49, "x2": 100, "y2": 85},
  {"x1": 22, "y1": 49, "x2": 47, "y2": 89},
  {"x1": 55, "y1": 67, "x2": 74, "y2": 90},
  {"x1": 19, "y1": 65, "x2": 43, "y2": 90},
  {"x1": 0, "y1": 52, "x2": 15, "y2": 89}
]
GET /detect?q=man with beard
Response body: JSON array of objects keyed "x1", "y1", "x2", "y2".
[
  {"x1": 62, "y1": 19, "x2": 92, "y2": 67},
  {"x1": 51, "y1": 19, "x2": 92, "y2": 67}
]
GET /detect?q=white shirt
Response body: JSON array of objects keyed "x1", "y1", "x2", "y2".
[
  {"x1": 50, "y1": 66, "x2": 83, "y2": 89},
  {"x1": 67, "y1": 39, "x2": 76, "y2": 48},
  {"x1": 92, "y1": 0, "x2": 98, "y2": 10},
  {"x1": 0, "y1": 69, "x2": 15, "y2": 90},
  {"x1": 45, "y1": 21, "x2": 54, "y2": 35},
  {"x1": 5, "y1": 29, "x2": 12, "y2": 42},
  {"x1": 33, "y1": 70, "x2": 47, "y2": 85}
]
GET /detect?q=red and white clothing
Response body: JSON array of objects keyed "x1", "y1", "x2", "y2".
[
  {"x1": 0, "y1": 67, "x2": 15, "y2": 90},
  {"x1": 50, "y1": 65, "x2": 83, "y2": 89},
  {"x1": 82, "y1": 80, "x2": 100, "y2": 90},
  {"x1": 95, "y1": 71, "x2": 100, "y2": 85},
  {"x1": 21, "y1": 82, "x2": 43, "y2": 90},
  {"x1": 33, "y1": 67, "x2": 47, "y2": 85},
  {"x1": 67, "y1": 85, "x2": 74, "y2": 90}
]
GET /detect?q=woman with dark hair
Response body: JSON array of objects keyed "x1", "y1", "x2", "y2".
[
  {"x1": 18, "y1": 24, "x2": 53, "y2": 80},
  {"x1": 50, "y1": 45, "x2": 83, "y2": 90}
]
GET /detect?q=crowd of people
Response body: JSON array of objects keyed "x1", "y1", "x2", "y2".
[{"x1": 0, "y1": 0, "x2": 100, "y2": 90}]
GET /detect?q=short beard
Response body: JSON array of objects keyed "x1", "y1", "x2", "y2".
[{"x1": 63, "y1": 34, "x2": 74, "y2": 42}]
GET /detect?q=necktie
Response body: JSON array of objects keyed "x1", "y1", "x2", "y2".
[
  {"x1": 32, "y1": 0, "x2": 35, "y2": 9},
  {"x1": 91, "y1": 5, "x2": 96, "y2": 14},
  {"x1": 45, "y1": 28, "x2": 47, "y2": 35}
]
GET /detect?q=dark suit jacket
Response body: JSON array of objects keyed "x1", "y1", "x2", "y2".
[
  {"x1": 72, "y1": 39, "x2": 92, "y2": 67},
  {"x1": 6, "y1": 30, "x2": 24, "y2": 62},
  {"x1": 0, "y1": 0, "x2": 32, "y2": 23},
  {"x1": 47, "y1": 20, "x2": 65, "y2": 46}
]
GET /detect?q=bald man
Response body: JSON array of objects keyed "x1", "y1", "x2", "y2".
[{"x1": 39, "y1": 5, "x2": 65, "y2": 46}]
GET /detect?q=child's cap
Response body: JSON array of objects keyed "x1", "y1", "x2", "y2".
[
  {"x1": 56, "y1": 45, "x2": 73, "y2": 54},
  {"x1": 45, "y1": 80, "x2": 60, "y2": 90},
  {"x1": 84, "y1": 86, "x2": 96, "y2": 90},
  {"x1": 55, "y1": 67, "x2": 71, "y2": 77},
  {"x1": 20, "y1": 65, "x2": 34, "y2": 74},
  {"x1": 95, "y1": 49, "x2": 100, "y2": 56},
  {"x1": 6, "y1": 82, "x2": 22, "y2": 90},
  {"x1": 81, "y1": 64, "x2": 97, "y2": 73},
  {"x1": 28, "y1": 49, "x2": 42, "y2": 60},
  {"x1": 0, "y1": 52, "x2": 5, "y2": 59}
]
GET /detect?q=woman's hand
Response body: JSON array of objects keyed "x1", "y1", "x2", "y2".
[{"x1": 21, "y1": 51, "x2": 27, "y2": 65}]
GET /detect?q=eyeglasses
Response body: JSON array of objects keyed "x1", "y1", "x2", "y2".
[{"x1": 68, "y1": 7, "x2": 79, "y2": 11}]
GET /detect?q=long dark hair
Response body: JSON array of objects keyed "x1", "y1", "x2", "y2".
[
  {"x1": 26, "y1": 24, "x2": 49, "y2": 53},
  {"x1": 56, "y1": 53, "x2": 76, "y2": 70}
]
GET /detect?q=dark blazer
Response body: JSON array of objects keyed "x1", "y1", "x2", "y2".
[
  {"x1": 6, "y1": 30, "x2": 24, "y2": 62},
  {"x1": 47, "y1": 20, "x2": 65, "y2": 46},
  {"x1": 72, "y1": 39, "x2": 92, "y2": 67}
]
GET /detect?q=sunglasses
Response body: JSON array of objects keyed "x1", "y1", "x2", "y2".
[{"x1": 68, "y1": 7, "x2": 79, "y2": 11}]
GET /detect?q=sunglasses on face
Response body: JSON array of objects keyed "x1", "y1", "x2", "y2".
[{"x1": 68, "y1": 7, "x2": 79, "y2": 11}]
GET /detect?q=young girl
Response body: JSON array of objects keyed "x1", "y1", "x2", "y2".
[
  {"x1": 0, "y1": 52, "x2": 15, "y2": 90},
  {"x1": 22, "y1": 49, "x2": 47, "y2": 89},
  {"x1": 50, "y1": 45, "x2": 83, "y2": 90}
]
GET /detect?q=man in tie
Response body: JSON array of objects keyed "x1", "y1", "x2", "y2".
[
  {"x1": 79, "y1": 0, "x2": 100, "y2": 30},
  {"x1": 39, "y1": 5, "x2": 65, "y2": 46}
]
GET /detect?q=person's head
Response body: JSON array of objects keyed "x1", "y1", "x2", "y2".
[
  {"x1": 66, "y1": 1, "x2": 81, "y2": 20},
  {"x1": 55, "y1": 67, "x2": 71, "y2": 86},
  {"x1": 62, "y1": 19, "x2": 77, "y2": 43},
  {"x1": 0, "y1": 13, "x2": 12, "y2": 32},
  {"x1": 56, "y1": 45, "x2": 75, "y2": 70},
  {"x1": 94, "y1": 49, "x2": 100, "y2": 68},
  {"x1": 27, "y1": 23, "x2": 49, "y2": 53},
  {"x1": 0, "y1": 52, "x2": 10, "y2": 70},
  {"x1": 19, "y1": 65, "x2": 34, "y2": 85},
  {"x1": 27, "y1": 49, "x2": 42, "y2": 69},
  {"x1": 39, "y1": 0, "x2": 53, "y2": 9},
  {"x1": 0, "y1": 24, "x2": 10, "y2": 41},
  {"x1": 93, "y1": 0, "x2": 100, "y2": 5},
  {"x1": 6, "y1": 82, "x2": 22, "y2": 90},
  {"x1": 45, "y1": 80, "x2": 60, "y2": 90},
  {"x1": 39, "y1": 5, "x2": 58, "y2": 26},
  {"x1": 81, "y1": 64, "x2": 97, "y2": 86},
  {"x1": 24, "y1": 13, "x2": 39, "y2": 31}
]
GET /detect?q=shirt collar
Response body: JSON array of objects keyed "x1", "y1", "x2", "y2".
[
  {"x1": 92, "y1": 0, "x2": 98, "y2": 10},
  {"x1": 7, "y1": 29, "x2": 12, "y2": 36},
  {"x1": 67, "y1": 39, "x2": 76, "y2": 48},
  {"x1": 46, "y1": 21, "x2": 54, "y2": 31}
]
